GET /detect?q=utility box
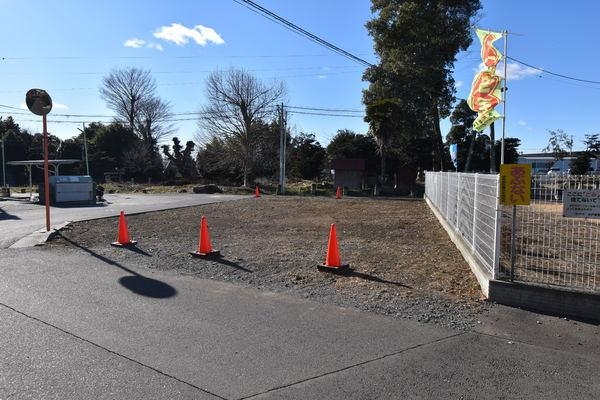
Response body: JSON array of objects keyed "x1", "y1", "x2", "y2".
[{"x1": 40, "y1": 176, "x2": 94, "y2": 205}]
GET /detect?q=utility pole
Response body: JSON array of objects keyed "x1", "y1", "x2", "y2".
[
  {"x1": 278, "y1": 103, "x2": 286, "y2": 194},
  {"x1": 1, "y1": 132, "x2": 5, "y2": 187},
  {"x1": 500, "y1": 30, "x2": 508, "y2": 165},
  {"x1": 77, "y1": 123, "x2": 90, "y2": 175}
]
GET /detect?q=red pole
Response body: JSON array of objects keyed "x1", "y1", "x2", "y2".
[{"x1": 43, "y1": 114, "x2": 51, "y2": 232}]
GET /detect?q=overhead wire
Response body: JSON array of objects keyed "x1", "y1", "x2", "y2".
[
  {"x1": 1, "y1": 103, "x2": 365, "y2": 119},
  {"x1": 232, "y1": 0, "x2": 373, "y2": 67},
  {"x1": 507, "y1": 56, "x2": 600, "y2": 85},
  {"x1": 286, "y1": 105, "x2": 363, "y2": 113},
  {"x1": 0, "y1": 53, "x2": 342, "y2": 61},
  {"x1": 288, "y1": 110, "x2": 364, "y2": 118}
]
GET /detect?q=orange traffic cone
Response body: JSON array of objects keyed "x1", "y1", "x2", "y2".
[
  {"x1": 190, "y1": 216, "x2": 221, "y2": 257},
  {"x1": 335, "y1": 186, "x2": 342, "y2": 199},
  {"x1": 255, "y1": 186, "x2": 261, "y2": 198},
  {"x1": 111, "y1": 211, "x2": 137, "y2": 247},
  {"x1": 318, "y1": 223, "x2": 350, "y2": 273}
]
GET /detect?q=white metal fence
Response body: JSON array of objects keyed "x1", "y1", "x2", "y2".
[
  {"x1": 504, "y1": 174, "x2": 600, "y2": 292},
  {"x1": 425, "y1": 172, "x2": 500, "y2": 278},
  {"x1": 426, "y1": 172, "x2": 600, "y2": 294}
]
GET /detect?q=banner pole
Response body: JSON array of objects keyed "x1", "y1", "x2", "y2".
[{"x1": 500, "y1": 30, "x2": 508, "y2": 165}]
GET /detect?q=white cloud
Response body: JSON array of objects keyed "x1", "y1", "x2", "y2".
[
  {"x1": 455, "y1": 80, "x2": 463, "y2": 88},
  {"x1": 317, "y1": 75, "x2": 327, "y2": 79},
  {"x1": 124, "y1": 38, "x2": 163, "y2": 51},
  {"x1": 518, "y1": 121, "x2": 527, "y2": 126},
  {"x1": 153, "y1": 23, "x2": 224, "y2": 46},
  {"x1": 19, "y1": 102, "x2": 27, "y2": 110},
  {"x1": 502, "y1": 62, "x2": 539, "y2": 80},
  {"x1": 322, "y1": 66, "x2": 331, "y2": 71},
  {"x1": 475, "y1": 61, "x2": 539, "y2": 80},
  {"x1": 124, "y1": 38, "x2": 145, "y2": 48},
  {"x1": 147, "y1": 42, "x2": 163, "y2": 51}
]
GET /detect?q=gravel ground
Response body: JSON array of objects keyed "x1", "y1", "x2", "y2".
[{"x1": 46, "y1": 195, "x2": 491, "y2": 330}]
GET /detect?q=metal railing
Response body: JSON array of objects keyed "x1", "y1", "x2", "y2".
[
  {"x1": 426, "y1": 172, "x2": 600, "y2": 293},
  {"x1": 425, "y1": 172, "x2": 500, "y2": 277},
  {"x1": 502, "y1": 174, "x2": 600, "y2": 292}
]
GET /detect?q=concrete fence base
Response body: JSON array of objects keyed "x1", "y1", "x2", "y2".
[
  {"x1": 489, "y1": 280, "x2": 600, "y2": 322},
  {"x1": 426, "y1": 195, "x2": 600, "y2": 321}
]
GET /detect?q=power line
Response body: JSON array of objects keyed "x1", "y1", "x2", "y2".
[
  {"x1": 288, "y1": 110, "x2": 365, "y2": 118},
  {"x1": 1, "y1": 103, "x2": 365, "y2": 119},
  {"x1": 287, "y1": 105, "x2": 363, "y2": 113},
  {"x1": 0, "y1": 53, "x2": 350, "y2": 61},
  {"x1": 0, "y1": 64, "x2": 361, "y2": 77},
  {"x1": 508, "y1": 56, "x2": 600, "y2": 85},
  {"x1": 232, "y1": 0, "x2": 373, "y2": 68}
]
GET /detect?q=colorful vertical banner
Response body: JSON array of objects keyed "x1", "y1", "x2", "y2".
[
  {"x1": 449, "y1": 143, "x2": 458, "y2": 169},
  {"x1": 499, "y1": 164, "x2": 531, "y2": 206},
  {"x1": 477, "y1": 29, "x2": 503, "y2": 68},
  {"x1": 467, "y1": 29, "x2": 504, "y2": 132}
]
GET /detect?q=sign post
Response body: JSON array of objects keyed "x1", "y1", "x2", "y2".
[
  {"x1": 499, "y1": 164, "x2": 532, "y2": 281},
  {"x1": 25, "y1": 89, "x2": 53, "y2": 232}
]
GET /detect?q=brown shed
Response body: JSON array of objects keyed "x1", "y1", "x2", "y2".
[{"x1": 331, "y1": 159, "x2": 366, "y2": 190}]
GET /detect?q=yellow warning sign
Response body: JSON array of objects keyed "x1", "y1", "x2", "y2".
[{"x1": 500, "y1": 164, "x2": 531, "y2": 206}]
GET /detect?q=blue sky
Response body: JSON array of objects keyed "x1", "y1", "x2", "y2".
[{"x1": 1, "y1": 0, "x2": 599, "y2": 154}]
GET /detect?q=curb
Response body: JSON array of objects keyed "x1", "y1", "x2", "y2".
[{"x1": 8, "y1": 222, "x2": 71, "y2": 249}]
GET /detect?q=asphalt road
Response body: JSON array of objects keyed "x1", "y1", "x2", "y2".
[
  {"x1": 1, "y1": 192, "x2": 599, "y2": 399},
  {"x1": 1, "y1": 246, "x2": 599, "y2": 399},
  {"x1": 0, "y1": 193, "x2": 244, "y2": 249}
]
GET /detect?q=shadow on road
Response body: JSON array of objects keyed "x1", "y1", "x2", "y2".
[
  {"x1": 55, "y1": 232, "x2": 177, "y2": 299},
  {"x1": 349, "y1": 270, "x2": 413, "y2": 288},
  {"x1": 0, "y1": 207, "x2": 21, "y2": 220},
  {"x1": 210, "y1": 255, "x2": 254, "y2": 273},
  {"x1": 121, "y1": 245, "x2": 152, "y2": 257}
]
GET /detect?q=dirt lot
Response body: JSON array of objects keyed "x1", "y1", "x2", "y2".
[{"x1": 46, "y1": 195, "x2": 489, "y2": 329}]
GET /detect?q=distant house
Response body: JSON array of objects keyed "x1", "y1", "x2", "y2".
[
  {"x1": 331, "y1": 159, "x2": 366, "y2": 189},
  {"x1": 518, "y1": 152, "x2": 600, "y2": 174}
]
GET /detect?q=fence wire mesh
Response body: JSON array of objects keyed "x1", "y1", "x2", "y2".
[
  {"x1": 501, "y1": 174, "x2": 600, "y2": 292},
  {"x1": 425, "y1": 172, "x2": 499, "y2": 277},
  {"x1": 426, "y1": 172, "x2": 600, "y2": 293}
]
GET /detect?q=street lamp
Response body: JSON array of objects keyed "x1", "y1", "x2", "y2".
[{"x1": 25, "y1": 88, "x2": 53, "y2": 232}]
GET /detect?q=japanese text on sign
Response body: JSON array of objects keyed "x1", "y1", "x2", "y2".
[
  {"x1": 563, "y1": 190, "x2": 600, "y2": 219},
  {"x1": 499, "y1": 164, "x2": 531, "y2": 206}
]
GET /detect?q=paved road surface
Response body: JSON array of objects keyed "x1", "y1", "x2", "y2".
[
  {"x1": 2, "y1": 192, "x2": 599, "y2": 399},
  {"x1": 0, "y1": 193, "x2": 244, "y2": 248},
  {"x1": 1, "y1": 246, "x2": 599, "y2": 399}
]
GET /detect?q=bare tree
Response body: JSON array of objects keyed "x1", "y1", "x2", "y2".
[
  {"x1": 100, "y1": 67, "x2": 173, "y2": 148},
  {"x1": 135, "y1": 97, "x2": 174, "y2": 149},
  {"x1": 196, "y1": 68, "x2": 286, "y2": 186},
  {"x1": 100, "y1": 67, "x2": 155, "y2": 129}
]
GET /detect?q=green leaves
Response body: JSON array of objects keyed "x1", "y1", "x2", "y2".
[{"x1": 363, "y1": 0, "x2": 482, "y2": 172}]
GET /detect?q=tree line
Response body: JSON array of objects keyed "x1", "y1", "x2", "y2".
[{"x1": 0, "y1": 111, "x2": 379, "y2": 187}]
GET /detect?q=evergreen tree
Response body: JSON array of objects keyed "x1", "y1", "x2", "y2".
[{"x1": 363, "y1": 0, "x2": 481, "y2": 175}]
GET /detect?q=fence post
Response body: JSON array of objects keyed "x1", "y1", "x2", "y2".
[
  {"x1": 446, "y1": 172, "x2": 450, "y2": 219},
  {"x1": 493, "y1": 174, "x2": 502, "y2": 279},
  {"x1": 455, "y1": 173, "x2": 461, "y2": 229},
  {"x1": 472, "y1": 173, "x2": 479, "y2": 250}
]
